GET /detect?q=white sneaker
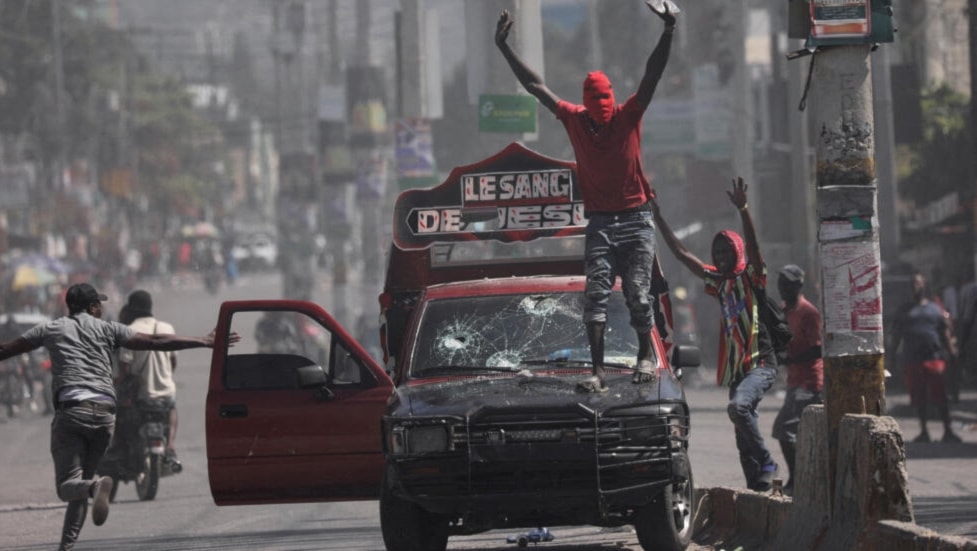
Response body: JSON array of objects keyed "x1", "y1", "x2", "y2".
[{"x1": 91, "y1": 476, "x2": 113, "y2": 526}]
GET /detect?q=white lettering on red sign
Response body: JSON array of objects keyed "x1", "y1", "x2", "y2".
[
  {"x1": 415, "y1": 209, "x2": 462, "y2": 234},
  {"x1": 501, "y1": 204, "x2": 585, "y2": 228},
  {"x1": 462, "y1": 169, "x2": 572, "y2": 205}
]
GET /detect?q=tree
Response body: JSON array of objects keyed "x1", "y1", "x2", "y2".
[
  {"x1": 898, "y1": 84, "x2": 974, "y2": 206},
  {"x1": 129, "y1": 72, "x2": 225, "y2": 216}
]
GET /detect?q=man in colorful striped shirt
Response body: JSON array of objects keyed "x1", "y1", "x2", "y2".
[{"x1": 651, "y1": 177, "x2": 781, "y2": 491}]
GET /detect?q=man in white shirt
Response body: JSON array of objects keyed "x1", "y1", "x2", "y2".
[{"x1": 117, "y1": 290, "x2": 181, "y2": 466}]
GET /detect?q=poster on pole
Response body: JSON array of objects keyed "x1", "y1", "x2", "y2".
[
  {"x1": 821, "y1": 240, "x2": 882, "y2": 333},
  {"x1": 395, "y1": 118, "x2": 438, "y2": 190}
]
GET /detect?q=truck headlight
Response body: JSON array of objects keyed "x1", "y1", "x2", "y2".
[
  {"x1": 388, "y1": 424, "x2": 452, "y2": 456},
  {"x1": 408, "y1": 425, "x2": 449, "y2": 454}
]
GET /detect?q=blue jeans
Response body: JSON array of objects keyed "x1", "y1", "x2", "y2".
[
  {"x1": 51, "y1": 402, "x2": 115, "y2": 550},
  {"x1": 727, "y1": 366, "x2": 778, "y2": 490},
  {"x1": 583, "y1": 210, "x2": 656, "y2": 332}
]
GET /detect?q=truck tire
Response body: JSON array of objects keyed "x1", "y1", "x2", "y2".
[
  {"x1": 633, "y1": 472, "x2": 694, "y2": 551},
  {"x1": 379, "y1": 471, "x2": 448, "y2": 551}
]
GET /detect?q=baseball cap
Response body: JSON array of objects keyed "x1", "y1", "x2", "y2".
[
  {"x1": 65, "y1": 283, "x2": 109, "y2": 312},
  {"x1": 780, "y1": 264, "x2": 805, "y2": 283}
]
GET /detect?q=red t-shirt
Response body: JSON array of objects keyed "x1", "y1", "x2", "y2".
[
  {"x1": 556, "y1": 94, "x2": 653, "y2": 213},
  {"x1": 784, "y1": 295, "x2": 824, "y2": 392}
]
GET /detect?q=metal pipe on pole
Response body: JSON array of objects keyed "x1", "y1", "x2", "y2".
[{"x1": 872, "y1": 45, "x2": 900, "y2": 264}]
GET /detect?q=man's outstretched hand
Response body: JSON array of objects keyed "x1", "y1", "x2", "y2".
[
  {"x1": 495, "y1": 10, "x2": 514, "y2": 48},
  {"x1": 645, "y1": 0, "x2": 678, "y2": 27},
  {"x1": 727, "y1": 177, "x2": 748, "y2": 211}
]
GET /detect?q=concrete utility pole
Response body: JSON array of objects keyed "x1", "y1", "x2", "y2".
[
  {"x1": 51, "y1": 0, "x2": 66, "y2": 190},
  {"x1": 970, "y1": 0, "x2": 977, "y2": 279},
  {"x1": 811, "y1": 45, "x2": 887, "y2": 489}
]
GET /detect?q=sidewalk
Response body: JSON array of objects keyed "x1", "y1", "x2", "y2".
[{"x1": 885, "y1": 387, "x2": 977, "y2": 437}]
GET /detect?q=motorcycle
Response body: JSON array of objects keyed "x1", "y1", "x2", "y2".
[{"x1": 99, "y1": 398, "x2": 181, "y2": 501}]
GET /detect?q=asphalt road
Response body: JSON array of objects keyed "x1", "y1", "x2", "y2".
[{"x1": 1, "y1": 271, "x2": 975, "y2": 550}]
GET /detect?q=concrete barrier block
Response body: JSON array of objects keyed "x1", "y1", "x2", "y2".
[
  {"x1": 817, "y1": 414, "x2": 914, "y2": 551},
  {"x1": 792, "y1": 405, "x2": 830, "y2": 513},
  {"x1": 692, "y1": 487, "x2": 739, "y2": 543},
  {"x1": 765, "y1": 496, "x2": 792, "y2": 542},
  {"x1": 735, "y1": 491, "x2": 770, "y2": 539},
  {"x1": 770, "y1": 405, "x2": 831, "y2": 550}
]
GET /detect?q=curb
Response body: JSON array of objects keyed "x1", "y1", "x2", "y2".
[{"x1": 694, "y1": 405, "x2": 977, "y2": 550}]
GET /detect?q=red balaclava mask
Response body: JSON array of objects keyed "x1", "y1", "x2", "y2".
[
  {"x1": 710, "y1": 230, "x2": 747, "y2": 276},
  {"x1": 583, "y1": 71, "x2": 615, "y2": 125}
]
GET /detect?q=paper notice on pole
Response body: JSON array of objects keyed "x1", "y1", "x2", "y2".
[{"x1": 822, "y1": 241, "x2": 883, "y2": 333}]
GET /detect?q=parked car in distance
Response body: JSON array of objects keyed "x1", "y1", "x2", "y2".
[{"x1": 231, "y1": 232, "x2": 278, "y2": 271}]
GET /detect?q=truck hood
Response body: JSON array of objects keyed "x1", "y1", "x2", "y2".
[{"x1": 391, "y1": 371, "x2": 687, "y2": 418}]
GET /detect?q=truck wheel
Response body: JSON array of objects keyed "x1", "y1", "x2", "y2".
[
  {"x1": 135, "y1": 453, "x2": 160, "y2": 501},
  {"x1": 633, "y1": 473, "x2": 694, "y2": 551},
  {"x1": 518, "y1": 536, "x2": 529, "y2": 548},
  {"x1": 379, "y1": 471, "x2": 448, "y2": 551}
]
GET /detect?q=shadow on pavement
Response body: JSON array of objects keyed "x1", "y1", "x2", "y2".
[
  {"x1": 912, "y1": 495, "x2": 977, "y2": 540},
  {"x1": 904, "y1": 441, "x2": 977, "y2": 459}
]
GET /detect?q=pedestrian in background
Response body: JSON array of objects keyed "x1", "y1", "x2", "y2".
[
  {"x1": 891, "y1": 272, "x2": 961, "y2": 443},
  {"x1": 771, "y1": 264, "x2": 823, "y2": 495},
  {"x1": 495, "y1": 0, "x2": 676, "y2": 392},
  {"x1": 116, "y1": 290, "x2": 182, "y2": 467},
  {"x1": 652, "y1": 177, "x2": 781, "y2": 492},
  {"x1": 0, "y1": 283, "x2": 236, "y2": 551}
]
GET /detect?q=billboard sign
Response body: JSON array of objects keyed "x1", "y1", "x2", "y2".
[{"x1": 478, "y1": 94, "x2": 537, "y2": 133}]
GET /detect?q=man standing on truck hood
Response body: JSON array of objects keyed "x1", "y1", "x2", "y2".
[{"x1": 495, "y1": 1, "x2": 676, "y2": 392}]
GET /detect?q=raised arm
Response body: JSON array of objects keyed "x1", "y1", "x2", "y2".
[
  {"x1": 495, "y1": 10, "x2": 560, "y2": 114},
  {"x1": 125, "y1": 330, "x2": 240, "y2": 351},
  {"x1": 650, "y1": 195, "x2": 708, "y2": 279},
  {"x1": 727, "y1": 177, "x2": 764, "y2": 274},
  {"x1": 0, "y1": 337, "x2": 36, "y2": 362},
  {"x1": 634, "y1": 2, "x2": 677, "y2": 110}
]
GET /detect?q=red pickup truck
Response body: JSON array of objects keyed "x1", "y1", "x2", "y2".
[{"x1": 204, "y1": 143, "x2": 701, "y2": 551}]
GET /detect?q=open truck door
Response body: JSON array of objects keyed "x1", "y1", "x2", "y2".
[{"x1": 205, "y1": 299, "x2": 392, "y2": 505}]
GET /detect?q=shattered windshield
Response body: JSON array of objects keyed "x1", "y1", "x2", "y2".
[{"x1": 411, "y1": 291, "x2": 651, "y2": 377}]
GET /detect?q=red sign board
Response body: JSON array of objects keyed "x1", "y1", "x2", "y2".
[{"x1": 392, "y1": 143, "x2": 585, "y2": 250}]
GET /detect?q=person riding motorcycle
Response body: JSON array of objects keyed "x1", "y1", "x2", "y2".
[{"x1": 115, "y1": 290, "x2": 181, "y2": 468}]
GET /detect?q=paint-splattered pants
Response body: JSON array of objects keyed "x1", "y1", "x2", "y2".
[{"x1": 583, "y1": 209, "x2": 656, "y2": 333}]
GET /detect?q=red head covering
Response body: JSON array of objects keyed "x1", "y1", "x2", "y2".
[
  {"x1": 583, "y1": 71, "x2": 615, "y2": 124},
  {"x1": 710, "y1": 230, "x2": 747, "y2": 275}
]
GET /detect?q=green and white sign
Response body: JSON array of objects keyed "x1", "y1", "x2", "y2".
[{"x1": 478, "y1": 94, "x2": 537, "y2": 133}]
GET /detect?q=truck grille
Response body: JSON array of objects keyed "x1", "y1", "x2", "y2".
[{"x1": 443, "y1": 411, "x2": 678, "y2": 495}]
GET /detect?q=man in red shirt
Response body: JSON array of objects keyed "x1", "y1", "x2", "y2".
[
  {"x1": 495, "y1": 2, "x2": 676, "y2": 392},
  {"x1": 771, "y1": 264, "x2": 823, "y2": 495}
]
